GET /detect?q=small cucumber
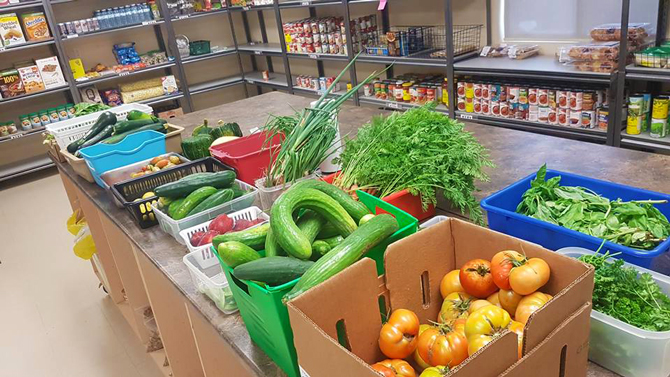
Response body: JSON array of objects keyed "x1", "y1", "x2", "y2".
[
  {"x1": 213, "y1": 223, "x2": 269, "y2": 251},
  {"x1": 172, "y1": 186, "x2": 218, "y2": 220},
  {"x1": 217, "y1": 241, "x2": 261, "y2": 268},
  {"x1": 168, "y1": 198, "x2": 186, "y2": 217},
  {"x1": 291, "y1": 180, "x2": 371, "y2": 223},
  {"x1": 264, "y1": 226, "x2": 285, "y2": 257},
  {"x1": 233, "y1": 257, "x2": 315, "y2": 286},
  {"x1": 311, "y1": 241, "x2": 331, "y2": 259},
  {"x1": 187, "y1": 189, "x2": 234, "y2": 216},
  {"x1": 317, "y1": 222, "x2": 340, "y2": 239},
  {"x1": 284, "y1": 214, "x2": 398, "y2": 302},
  {"x1": 265, "y1": 210, "x2": 324, "y2": 258},
  {"x1": 155, "y1": 170, "x2": 236, "y2": 198}
]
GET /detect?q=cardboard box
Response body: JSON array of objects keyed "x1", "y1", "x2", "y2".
[
  {"x1": 69, "y1": 58, "x2": 86, "y2": 79},
  {"x1": 20, "y1": 12, "x2": 50, "y2": 41},
  {"x1": 0, "y1": 13, "x2": 25, "y2": 46},
  {"x1": 17, "y1": 65, "x2": 45, "y2": 93},
  {"x1": 157, "y1": 108, "x2": 184, "y2": 119},
  {"x1": 35, "y1": 56, "x2": 66, "y2": 89},
  {"x1": 287, "y1": 218, "x2": 595, "y2": 377},
  {"x1": 0, "y1": 68, "x2": 25, "y2": 97}
]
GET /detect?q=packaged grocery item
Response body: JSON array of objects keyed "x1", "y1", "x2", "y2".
[
  {"x1": 572, "y1": 60, "x2": 617, "y2": 73},
  {"x1": 57, "y1": 106, "x2": 68, "y2": 120},
  {"x1": 0, "y1": 124, "x2": 8, "y2": 136},
  {"x1": 597, "y1": 107, "x2": 608, "y2": 130},
  {"x1": 0, "y1": 13, "x2": 26, "y2": 46},
  {"x1": 581, "y1": 110, "x2": 596, "y2": 129},
  {"x1": 21, "y1": 12, "x2": 50, "y2": 41},
  {"x1": 79, "y1": 85, "x2": 103, "y2": 103},
  {"x1": 66, "y1": 103, "x2": 75, "y2": 118},
  {"x1": 161, "y1": 75, "x2": 178, "y2": 95},
  {"x1": 19, "y1": 114, "x2": 30, "y2": 131},
  {"x1": 559, "y1": 42, "x2": 620, "y2": 62},
  {"x1": 650, "y1": 118, "x2": 667, "y2": 138},
  {"x1": 17, "y1": 65, "x2": 45, "y2": 93},
  {"x1": 590, "y1": 23, "x2": 650, "y2": 42},
  {"x1": 29, "y1": 112, "x2": 40, "y2": 128},
  {"x1": 119, "y1": 77, "x2": 162, "y2": 92},
  {"x1": 634, "y1": 46, "x2": 670, "y2": 68},
  {"x1": 652, "y1": 96, "x2": 670, "y2": 119},
  {"x1": 0, "y1": 69, "x2": 25, "y2": 97},
  {"x1": 507, "y1": 44, "x2": 540, "y2": 59},
  {"x1": 38, "y1": 110, "x2": 49, "y2": 125},
  {"x1": 69, "y1": 58, "x2": 86, "y2": 79},
  {"x1": 101, "y1": 89, "x2": 122, "y2": 106},
  {"x1": 48, "y1": 107, "x2": 59, "y2": 123},
  {"x1": 36, "y1": 57, "x2": 66, "y2": 89},
  {"x1": 569, "y1": 109, "x2": 581, "y2": 127},
  {"x1": 627, "y1": 114, "x2": 642, "y2": 134},
  {"x1": 5, "y1": 120, "x2": 17, "y2": 134},
  {"x1": 121, "y1": 86, "x2": 163, "y2": 103}
]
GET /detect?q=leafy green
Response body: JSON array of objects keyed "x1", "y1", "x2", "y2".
[
  {"x1": 579, "y1": 252, "x2": 670, "y2": 331},
  {"x1": 334, "y1": 103, "x2": 494, "y2": 224},
  {"x1": 517, "y1": 165, "x2": 670, "y2": 250},
  {"x1": 74, "y1": 102, "x2": 110, "y2": 117}
]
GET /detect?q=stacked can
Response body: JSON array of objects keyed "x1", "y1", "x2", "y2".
[
  {"x1": 627, "y1": 95, "x2": 646, "y2": 135},
  {"x1": 283, "y1": 17, "x2": 346, "y2": 55},
  {"x1": 349, "y1": 15, "x2": 378, "y2": 54},
  {"x1": 295, "y1": 75, "x2": 340, "y2": 92},
  {"x1": 364, "y1": 74, "x2": 444, "y2": 105},
  {"x1": 651, "y1": 96, "x2": 669, "y2": 138}
]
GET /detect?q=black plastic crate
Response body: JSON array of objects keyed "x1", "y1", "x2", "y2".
[{"x1": 111, "y1": 157, "x2": 236, "y2": 229}]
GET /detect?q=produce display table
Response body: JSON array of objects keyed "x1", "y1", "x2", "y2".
[{"x1": 53, "y1": 92, "x2": 670, "y2": 377}]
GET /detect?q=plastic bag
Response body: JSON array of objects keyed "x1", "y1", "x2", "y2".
[
  {"x1": 73, "y1": 225, "x2": 96, "y2": 260},
  {"x1": 66, "y1": 209, "x2": 86, "y2": 236}
]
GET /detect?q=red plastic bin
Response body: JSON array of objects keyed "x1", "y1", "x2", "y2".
[
  {"x1": 209, "y1": 132, "x2": 282, "y2": 185},
  {"x1": 321, "y1": 173, "x2": 435, "y2": 221}
]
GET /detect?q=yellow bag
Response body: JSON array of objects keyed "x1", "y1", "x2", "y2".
[
  {"x1": 66, "y1": 210, "x2": 86, "y2": 236},
  {"x1": 73, "y1": 225, "x2": 96, "y2": 260}
]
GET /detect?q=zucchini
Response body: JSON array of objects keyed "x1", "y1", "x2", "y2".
[
  {"x1": 187, "y1": 189, "x2": 234, "y2": 216},
  {"x1": 213, "y1": 223, "x2": 269, "y2": 251},
  {"x1": 77, "y1": 123, "x2": 114, "y2": 152},
  {"x1": 113, "y1": 119, "x2": 163, "y2": 135},
  {"x1": 284, "y1": 214, "x2": 398, "y2": 302},
  {"x1": 168, "y1": 198, "x2": 186, "y2": 217},
  {"x1": 233, "y1": 257, "x2": 315, "y2": 286},
  {"x1": 217, "y1": 241, "x2": 261, "y2": 268},
  {"x1": 102, "y1": 123, "x2": 167, "y2": 144},
  {"x1": 265, "y1": 210, "x2": 324, "y2": 257},
  {"x1": 271, "y1": 187, "x2": 357, "y2": 260},
  {"x1": 291, "y1": 180, "x2": 371, "y2": 223},
  {"x1": 171, "y1": 186, "x2": 218, "y2": 220},
  {"x1": 66, "y1": 111, "x2": 116, "y2": 153},
  {"x1": 155, "y1": 170, "x2": 236, "y2": 198}
]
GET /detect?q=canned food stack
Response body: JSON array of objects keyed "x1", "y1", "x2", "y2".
[
  {"x1": 458, "y1": 80, "x2": 609, "y2": 130},
  {"x1": 362, "y1": 74, "x2": 448, "y2": 107},
  {"x1": 294, "y1": 76, "x2": 341, "y2": 93},
  {"x1": 283, "y1": 17, "x2": 347, "y2": 55},
  {"x1": 628, "y1": 94, "x2": 669, "y2": 138}
]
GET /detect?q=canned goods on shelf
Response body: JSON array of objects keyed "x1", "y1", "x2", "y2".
[
  {"x1": 651, "y1": 117, "x2": 668, "y2": 138},
  {"x1": 652, "y1": 96, "x2": 670, "y2": 119},
  {"x1": 627, "y1": 114, "x2": 643, "y2": 135},
  {"x1": 597, "y1": 108, "x2": 609, "y2": 130},
  {"x1": 529, "y1": 88, "x2": 538, "y2": 105},
  {"x1": 569, "y1": 109, "x2": 581, "y2": 127},
  {"x1": 581, "y1": 110, "x2": 596, "y2": 129}
]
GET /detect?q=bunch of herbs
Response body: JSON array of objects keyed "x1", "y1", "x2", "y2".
[
  {"x1": 517, "y1": 165, "x2": 670, "y2": 250},
  {"x1": 579, "y1": 251, "x2": 670, "y2": 331},
  {"x1": 334, "y1": 103, "x2": 494, "y2": 224}
]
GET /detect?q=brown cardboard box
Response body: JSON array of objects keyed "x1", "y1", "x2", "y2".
[
  {"x1": 287, "y1": 218, "x2": 594, "y2": 377},
  {"x1": 157, "y1": 108, "x2": 184, "y2": 120}
]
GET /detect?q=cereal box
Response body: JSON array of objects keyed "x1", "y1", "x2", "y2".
[
  {"x1": 35, "y1": 56, "x2": 66, "y2": 89},
  {"x1": 21, "y1": 12, "x2": 50, "y2": 41},
  {"x1": 17, "y1": 65, "x2": 45, "y2": 93},
  {"x1": 161, "y1": 75, "x2": 178, "y2": 94},
  {"x1": 0, "y1": 13, "x2": 25, "y2": 46},
  {"x1": 0, "y1": 69, "x2": 25, "y2": 97}
]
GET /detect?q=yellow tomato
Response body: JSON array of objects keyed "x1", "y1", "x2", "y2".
[
  {"x1": 515, "y1": 292, "x2": 553, "y2": 324},
  {"x1": 437, "y1": 292, "x2": 472, "y2": 324},
  {"x1": 440, "y1": 270, "x2": 464, "y2": 299},
  {"x1": 508, "y1": 320, "x2": 525, "y2": 359},
  {"x1": 413, "y1": 325, "x2": 432, "y2": 371},
  {"x1": 509, "y1": 258, "x2": 551, "y2": 295},
  {"x1": 465, "y1": 305, "x2": 512, "y2": 341},
  {"x1": 498, "y1": 289, "x2": 523, "y2": 314},
  {"x1": 419, "y1": 366, "x2": 451, "y2": 377},
  {"x1": 468, "y1": 299, "x2": 493, "y2": 314},
  {"x1": 486, "y1": 291, "x2": 502, "y2": 307}
]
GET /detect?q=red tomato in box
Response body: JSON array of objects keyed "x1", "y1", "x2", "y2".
[{"x1": 459, "y1": 259, "x2": 497, "y2": 298}]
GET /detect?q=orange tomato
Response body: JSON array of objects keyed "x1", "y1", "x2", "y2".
[
  {"x1": 417, "y1": 324, "x2": 469, "y2": 368},
  {"x1": 465, "y1": 305, "x2": 512, "y2": 356},
  {"x1": 379, "y1": 309, "x2": 420, "y2": 359},
  {"x1": 509, "y1": 258, "x2": 551, "y2": 295},
  {"x1": 515, "y1": 292, "x2": 552, "y2": 324},
  {"x1": 486, "y1": 291, "x2": 501, "y2": 307},
  {"x1": 372, "y1": 359, "x2": 416, "y2": 377},
  {"x1": 413, "y1": 325, "x2": 432, "y2": 371},
  {"x1": 490, "y1": 250, "x2": 525, "y2": 290},
  {"x1": 438, "y1": 292, "x2": 472, "y2": 324},
  {"x1": 440, "y1": 270, "x2": 464, "y2": 299},
  {"x1": 468, "y1": 299, "x2": 493, "y2": 314},
  {"x1": 498, "y1": 289, "x2": 523, "y2": 314},
  {"x1": 508, "y1": 320, "x2": 525, "y2": 359},
  {"x1": 460, "y1": 259, "x2": 497, "y2": 298}
]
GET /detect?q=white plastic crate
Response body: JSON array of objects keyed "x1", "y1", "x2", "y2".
[
  {"x1": 46, "y1": 103, "x2": 153, "y2": 150},
  {"x1": 183, "y1": 251, "x2": 239, "y2": 315},
  {"x1": 154, "y1": 179, "x2": 259, "y2": 245},
  {"x1": 179, "y1": 206, "x2": 269, "y2": 269},
  {"x1": 420, "y1": 215, "x2": 449, "y2": 229}
]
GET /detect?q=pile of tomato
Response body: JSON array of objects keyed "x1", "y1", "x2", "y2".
[{"x1": 371, "y1": 250, "x2": 552, "y2": 377}]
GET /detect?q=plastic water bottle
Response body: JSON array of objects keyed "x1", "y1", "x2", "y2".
[
  {"x1": 110, "y1": 7, "x2": 120, "y2": 28},
  {"x1": 130, "y1": 5, "x2": 141, "y2": 24},
  {"x1": 144, "y1": 4, "x2": 154, "y2": 21}
]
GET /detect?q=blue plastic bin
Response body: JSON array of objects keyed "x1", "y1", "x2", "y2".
[
  {"x1": 481, "y1": 169, "x2": 670, "y2": 273},
  {"x1": 79, "y1": 130, "x2": 166, "y2": 188}
]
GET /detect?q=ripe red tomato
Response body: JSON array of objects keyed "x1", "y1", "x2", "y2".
[
  {"x1": 379, "y1": 309, "x2": 420, "y2": 359},
  {"x1": 490, "y1": 250, "x2": 525, "y2": 290},
  {"x1": 459, "y1": 259, "x2": 497, "y2": 298}
]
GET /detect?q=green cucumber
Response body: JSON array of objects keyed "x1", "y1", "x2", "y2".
[
  {"x1": 291, "y1": 180, "x2": 371, "y2": 223},
  {"x1": 284, "y1": 214, "x2": 398, "y2": 302},
  {"x1": 187, "y1": 189, "x2": 234, "y2": 216},
  {"x1": 168, "y1": 198, "x2": 186, "y2": 217},
  {"x1": 217, "y1": 241, "x2": 261, "y2": 268},
  {"x1": 271, "y1": 187, "x2": 357, "y2": 260},
  {"x1": 77, "y1": 124, "x2": 114, "y2": 151},
  {"x1": 171, "y1": 186, "x2": 218, "y2": 220},
  {"x1": 155, "y1": 170, "x2": 236, "y2": 198},
  {"x1": 311, "y1": 241, "x2": 331, "y2": 259},
  {"x1": 318, "y1": 222, "x2": 340, "y2": 239},
  {"x1": 213, "y1": 223, "x2": 269, "y2": 251},
  {"x1": 233, "y1": 257, "x2": 315, "y2": 286},
  {"x1": 265, "y1": 210, "x2": 324, "y2": 257},
  {"x1": 126, "y1": 109, "x2": 153, "y2": 121},
  {"x1": 320, "y1": 235, "x2": 345, "y2": 248},
  {"x1": 102, "y1": 123, "x2": 168, "y2": 144}
]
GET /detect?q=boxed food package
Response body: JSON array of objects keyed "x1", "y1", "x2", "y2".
[
  {"x1": 287, "y1": 218, "x2": 595, "y2": 377},
  {"x1": 79, "y1": 85, "x2": 103, "y2": 103},
  {"x1": 119, "y1": 77, "x2": 162, "y2": 92},
  {"x1": 20, "y1": 12, "x2": 50, "y2": 41},
  {"x1": 0, "y1": 13, "x2": 26, "y2": 46},
  {"x1": 17, "y1": 65, "x2": 45, "y2": 93},
  {"x1": 121, "y1": 86, "x2": 163, "y2": 103},
  {"x1": 0, "y1": 69, "x2": 25, "y2": 97},
  {"x1": 69, "y1": 58, "x2": 85, "y2": 79},
  {"x1": 35, "y1": 56, "x2": 66, "y2": 89},
  {"x1": 161, "y1": 75, "x2": 178, "y2": 94}
]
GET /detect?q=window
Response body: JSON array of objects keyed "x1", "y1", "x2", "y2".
[{"x1": 502, "y1": 0, "x2": 659, "y2": 42}]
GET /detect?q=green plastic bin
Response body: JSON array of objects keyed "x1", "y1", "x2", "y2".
[{"x1": 215, "y1": 190, "x2": 418, "y2": 377}]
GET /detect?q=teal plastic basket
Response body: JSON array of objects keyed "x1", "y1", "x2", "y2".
[
  {"x1": 78, "y1": 130, "x2": 166, "y2": 188},
  {"x1": 216, "y1": 190, "x2": 418, "y2": 377}
]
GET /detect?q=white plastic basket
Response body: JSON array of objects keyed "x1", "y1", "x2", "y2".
[
  {"x1": 420, "y1": 215, "x2": 449, "y2": 229},
  {"x1": 46, "y1": 103, "x2": 153, "y2": 150},
  {"x1": 179, "y1": 206, "x2": 269, "y2": 269},
  {"x1": 154, "y1": 179, "x2": 259, "y2": 245},
  {"x1": 183, "y1": 251, "x2": 239, "y2": 314}
]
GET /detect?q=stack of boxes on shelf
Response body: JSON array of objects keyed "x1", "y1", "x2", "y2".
[{"x1": 0, "y1": 10, "x2": 51, "y2": 47}]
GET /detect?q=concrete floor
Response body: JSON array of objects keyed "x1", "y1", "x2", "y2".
[{"x1": 0, "y1": 169, "x2": 164, "y2": 377}]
